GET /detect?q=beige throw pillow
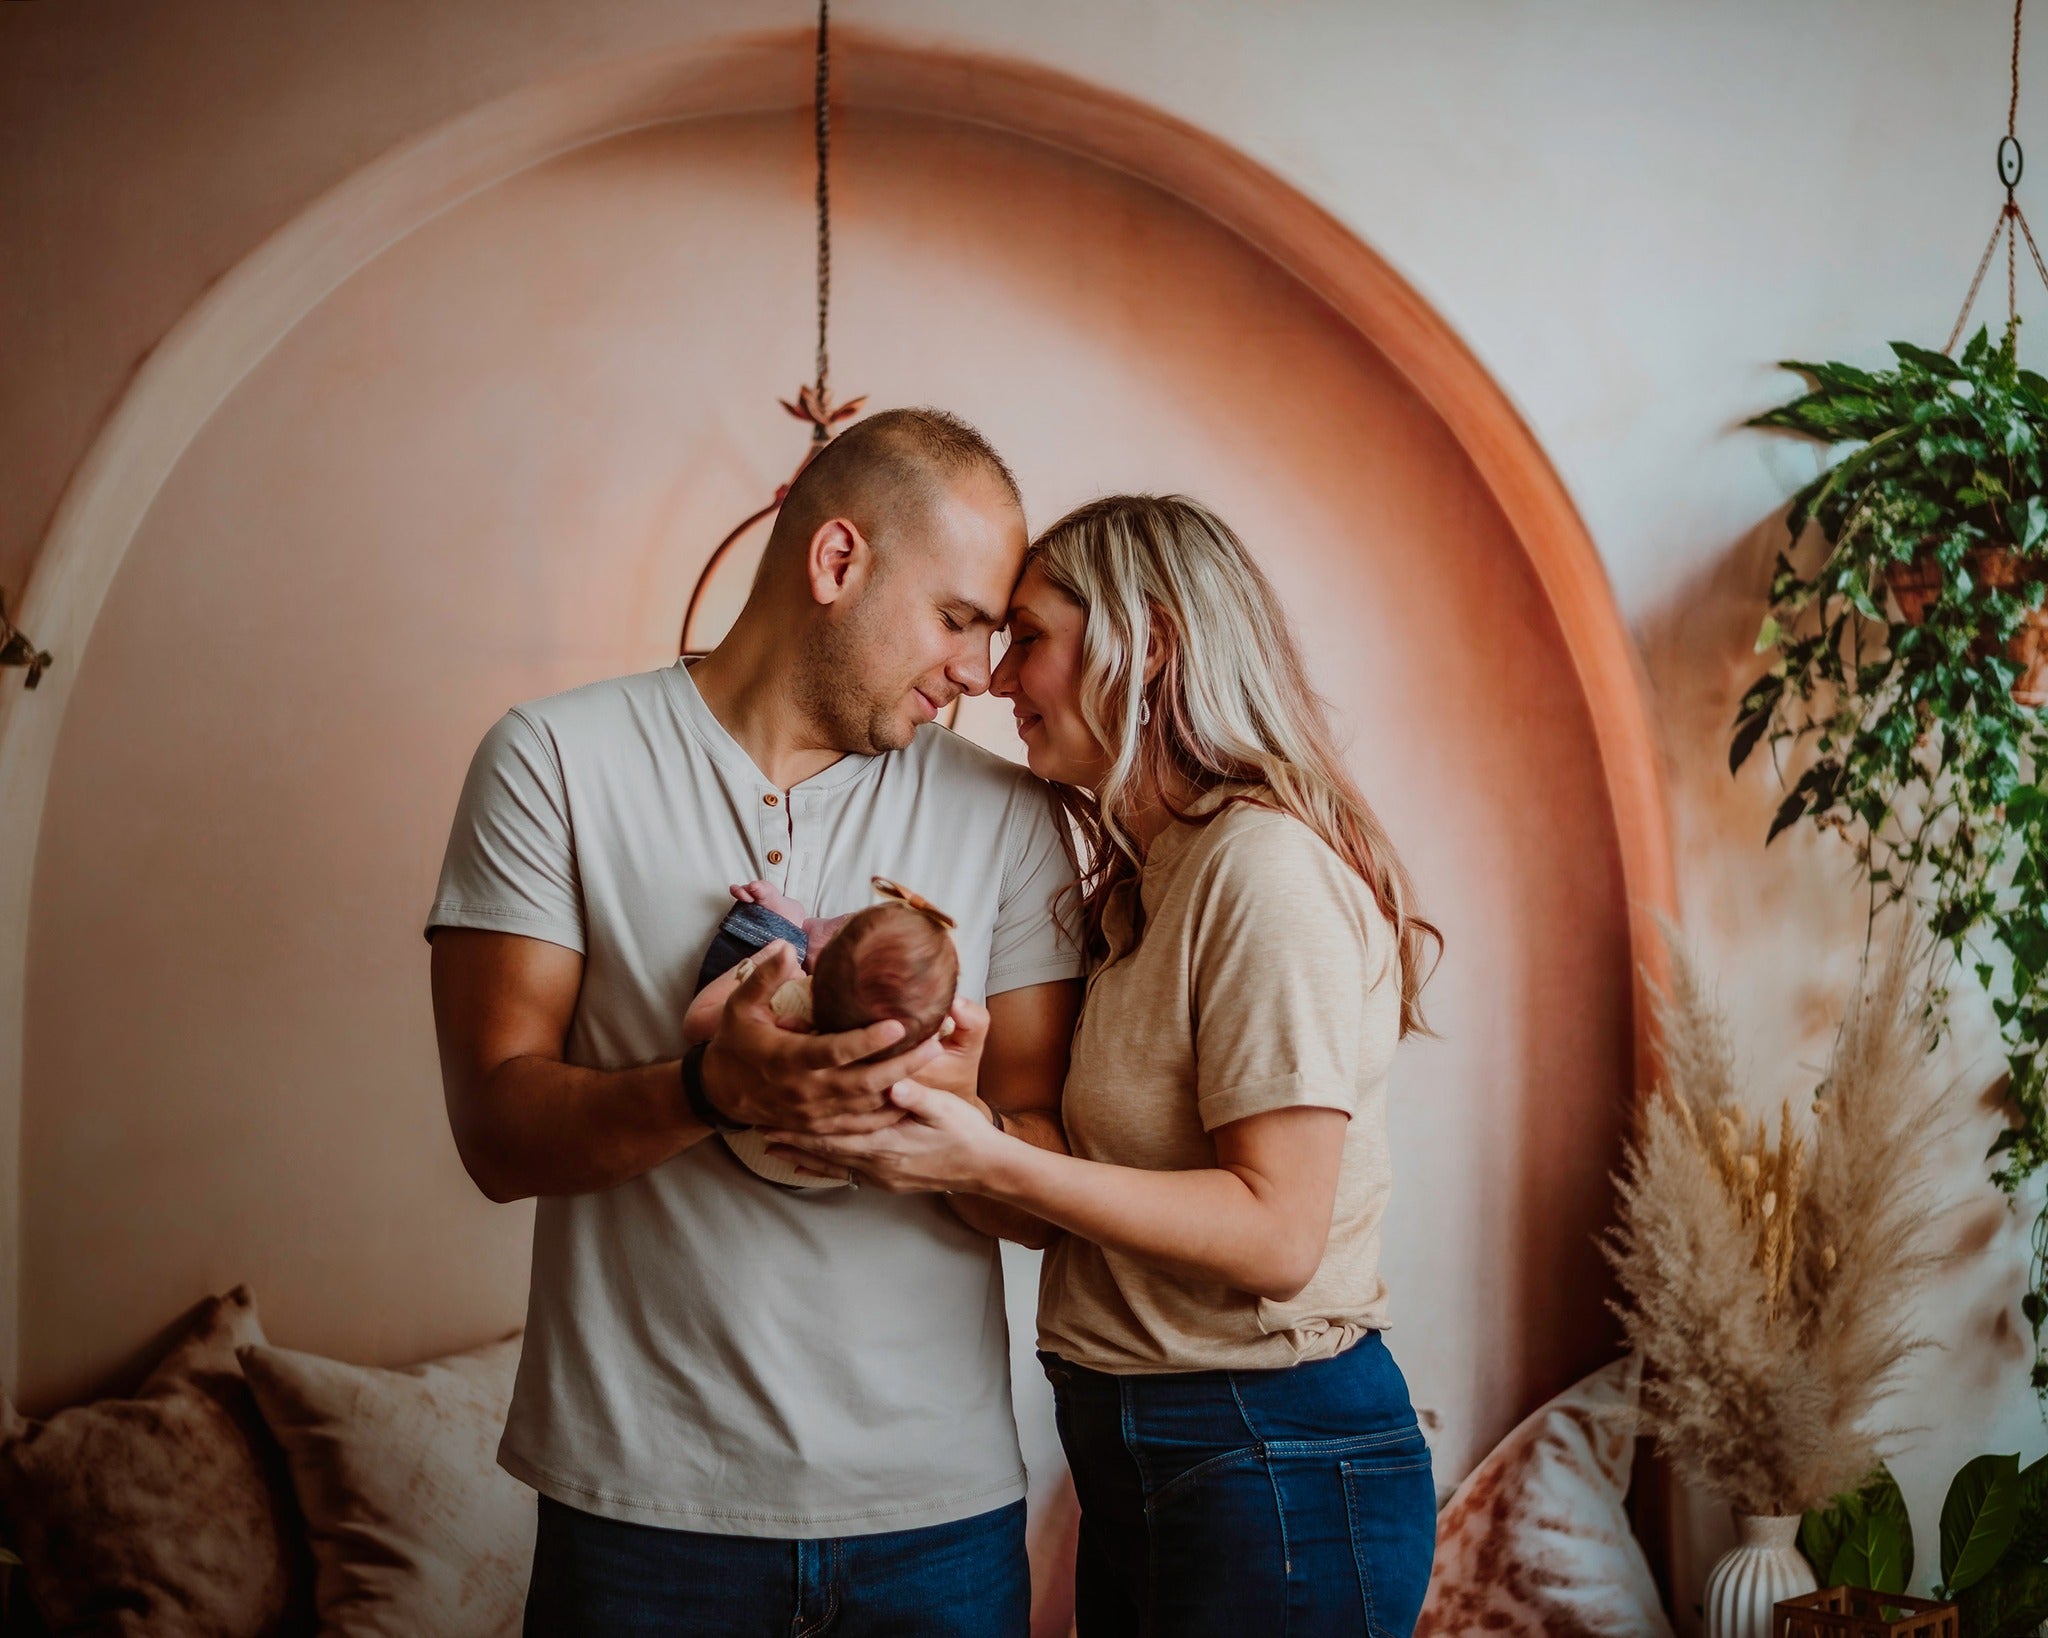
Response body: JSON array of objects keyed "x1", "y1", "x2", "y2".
[
  {"x1": 1415, "y1": 1354, "x2": 1673, "y2": 1638},
  {"x1": 238, "y1": 1333, "x2": 532, "y2": 1637},
  {"x1": 0, "y1": 1285, "x2": 314, "y2": 1637}
]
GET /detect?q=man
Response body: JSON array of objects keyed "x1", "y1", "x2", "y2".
[{"x1": 426, "y1": 408, "x2": 1082, "y2": 1635}]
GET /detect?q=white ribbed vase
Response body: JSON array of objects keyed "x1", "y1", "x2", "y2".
[{"x1": 1705, "y1": 1515, "x2": 1820, "y2": 1638}]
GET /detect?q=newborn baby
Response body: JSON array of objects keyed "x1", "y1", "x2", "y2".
[{"x1": 689, "y1": 877, "x2": 961, "y2": 1190}]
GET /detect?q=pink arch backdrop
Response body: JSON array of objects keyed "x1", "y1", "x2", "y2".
[{"x1": 0, "y1": 24, "x2": 1673, "y2": 1533}]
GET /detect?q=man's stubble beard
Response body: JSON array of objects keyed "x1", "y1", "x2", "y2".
[{"x1": 796, "y1": 589, "x2": 915, "y2": 756}]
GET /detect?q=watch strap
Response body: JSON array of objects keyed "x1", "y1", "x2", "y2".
[{"x1": 681, "y1": 1041, "x2": 750, "y2": 1133}]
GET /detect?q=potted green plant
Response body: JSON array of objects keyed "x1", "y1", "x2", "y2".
[
  {"x1": 1736, "y1": 320, "x2": 2048, "y2": 1402},
  {"x1": 1802, "y1": 1457, "x2": 2048, "y2": 1637}
]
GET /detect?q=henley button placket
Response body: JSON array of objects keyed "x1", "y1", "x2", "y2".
[
  {"x1": 760, "y1": 787, "x2": 794, "y2": 885},
  {"x1": 784, "y1": 791, "x2": 815, "y2": 905}
]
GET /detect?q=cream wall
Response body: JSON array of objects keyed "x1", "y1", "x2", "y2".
[{"x1": 1, "y1": 1, "x2": 2035, "y2": 1624}]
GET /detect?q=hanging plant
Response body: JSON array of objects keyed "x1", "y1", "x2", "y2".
[
  {"x1": 1737, "y1": 0, "x2": 2048, "y2": 1409},
  {"x1": 1735, "y1": 319, "x2": 2048, "y2": 1400}
]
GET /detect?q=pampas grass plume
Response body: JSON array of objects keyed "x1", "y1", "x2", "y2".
[{"x1": 1602, "y1": 923, "x2": 1951, "y2": 1516}]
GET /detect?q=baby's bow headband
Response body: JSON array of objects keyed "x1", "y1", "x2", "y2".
[{"x1": 870, "y1": 876, "x2": 958, "y2": 931}]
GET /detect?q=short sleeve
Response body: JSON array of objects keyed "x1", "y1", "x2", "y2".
[
  {"x1": 424, "y1": 708, "x2": 585, "y2": 953},
  {"x1": 984, "y1": 777, "x2": 1086, "y2": 996},
  {"x1": 1191, "y1": 814, "x2": 1397, "y2": 1132}
]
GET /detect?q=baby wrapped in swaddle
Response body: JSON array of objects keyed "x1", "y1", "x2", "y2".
[{"x1": 687, "y1": 877, "x2": 960, "y2": 1189}]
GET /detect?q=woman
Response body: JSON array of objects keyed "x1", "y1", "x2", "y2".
[{"x1": 771, "y1": 494, "x2": 1441, "y2": 1637}]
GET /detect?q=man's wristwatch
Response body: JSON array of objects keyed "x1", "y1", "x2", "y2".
[{"x1": 681, "y1": 1041, "x2": 751, "y2": 1133}]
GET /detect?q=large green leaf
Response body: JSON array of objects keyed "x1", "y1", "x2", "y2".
[
  {"x1": 1801, "y1": 1504, "x2": 1848, "y2": 1586},
  {"x1": 1835, "y1": 1508, "x2": 1911, "y2": 1595},
  {"x1": 1803, "y1": 1467, "x2": 1914, "y2": 1592},
  {"x1": 1944, "y1": 1453, "x2": 2025, "y2": 1594},
  {"x1": 1960, "y1": 1560, "x2": 2048, "y2": 1638},
  {"x1": 1998, "y1": 1452, "x2": 2048, "y2": 1567}
]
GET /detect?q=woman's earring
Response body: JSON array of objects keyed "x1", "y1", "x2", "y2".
[{"x1": 1139, "y1": 698, "x2": 1151, "y2": 727}]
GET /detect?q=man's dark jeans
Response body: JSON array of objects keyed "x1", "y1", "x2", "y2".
[{"x1": 522, "y1": 1494, "x2": 1029, "y2": 1637}]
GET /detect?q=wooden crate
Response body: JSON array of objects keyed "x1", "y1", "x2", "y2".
[{"x1": 1773, "y1": 1587, "x2": 1958, "y2": 1638}]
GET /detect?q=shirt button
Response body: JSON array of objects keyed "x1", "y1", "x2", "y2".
[
  {"x1": 763, "y1": 793, "x2": 779, "y2": 807},
  {"x1": 767, "y1": 850, "x2": 784, "y2": 865}
]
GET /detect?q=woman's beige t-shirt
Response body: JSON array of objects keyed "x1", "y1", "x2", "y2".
[{"x1": 1037, "y1": 793, "x2": 1401, "y2": 1373}]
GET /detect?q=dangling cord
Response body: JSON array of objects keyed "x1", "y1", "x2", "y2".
[
  {"x1": 811, "y1": 0, "x2": 832, "y2": 441},
  {"x1": 776, "y1": 0, "x2": 862, "y2": 441},
  {"x1": 685, "y1": 0, "x2": 857, "y2": 656}
]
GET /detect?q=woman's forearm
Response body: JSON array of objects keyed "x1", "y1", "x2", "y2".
[
  {"x1": 978, "y1": 1140, "x2": 1322, "y2": 1302},
  {"x1": 946, "y1": 1108, "x2": 1066, "y2": 1248}
]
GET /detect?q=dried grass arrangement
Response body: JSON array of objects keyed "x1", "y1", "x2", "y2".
[{"x1": 1604, "y1": 927, "x2": 1953, "y2": 1517}]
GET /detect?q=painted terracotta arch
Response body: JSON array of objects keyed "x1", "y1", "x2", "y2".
[{"x1": 0, "y1": 28, "x2": 1674, "y2": 1397}]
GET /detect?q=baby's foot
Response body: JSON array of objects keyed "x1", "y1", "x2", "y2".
[{"x1": 731, "y1": 879, "x2": 809, "y2": 925}]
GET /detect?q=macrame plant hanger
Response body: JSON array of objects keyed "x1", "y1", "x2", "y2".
[
  {"x1": 1948, "y1": 0, "x2": 2048, "y2": 353},
  {"x1": 679, "y1": 0, "x2": 868, "y2": 660}
]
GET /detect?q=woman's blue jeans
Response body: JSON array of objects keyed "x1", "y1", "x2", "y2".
[{"x1": 1041, "y1": 1332, "x2": 1436, "y2": 1637}]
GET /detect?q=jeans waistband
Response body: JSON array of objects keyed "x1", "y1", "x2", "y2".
[
  {"x1": 1036, "y1": 1329, "x2": 1385, "y2": 1390},
  {"x1": 1038, "y1": 1331, "x2": 1421, "y2": 1467}
]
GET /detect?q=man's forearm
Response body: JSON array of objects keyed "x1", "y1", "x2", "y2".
[
  {"x1": 947, "y1": 1107, "x2": 1066, "y2": 1247},
  {"x1": 456, "y1": 1055, "x2": 713, "y2": 1203}
]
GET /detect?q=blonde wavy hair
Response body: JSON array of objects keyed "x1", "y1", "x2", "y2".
[{"x1": 1027, "y1": 493, "x2": 1441, "y2": 1037}]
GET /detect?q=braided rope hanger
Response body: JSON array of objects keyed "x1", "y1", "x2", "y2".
[
  {"x1": 1947, "y1": 0, "x2": 2048, "y2": 352},
  {"x1": 680, "y1": 0, "x2": 865, "y2": 659}
]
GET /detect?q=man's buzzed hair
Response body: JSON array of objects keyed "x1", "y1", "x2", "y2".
[{"x1": 762, "y1": 407, "x2": 1022, "y2": 572}]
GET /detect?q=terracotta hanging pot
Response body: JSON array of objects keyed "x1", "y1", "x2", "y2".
[{"x1": 1885, "y1": 546, "x2": 2048, "y2": 707}]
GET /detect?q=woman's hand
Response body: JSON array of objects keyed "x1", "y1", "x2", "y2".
[{"x1": 764, "y1": 1079, "x2": 1009, "y2": 1194}]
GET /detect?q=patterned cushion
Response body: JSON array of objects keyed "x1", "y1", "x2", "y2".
[
  {"x1": 0, "y1": 1285, "x2": 314, "y2": 1636},
  {"x1": 238, "y1": 1333, "x2": 531, "y2": 1636},
  {"x1": 1415, "y1": 1355, "x2": 1673, "y2": 1638}
]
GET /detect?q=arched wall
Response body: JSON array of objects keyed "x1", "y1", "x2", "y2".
[{"x1": 0, "y1": 31, "x2": 1673, "y2": 1490}]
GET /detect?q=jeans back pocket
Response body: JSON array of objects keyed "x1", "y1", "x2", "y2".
[{"x1": 1340, "y1": 1431, "x2": 1437, "y2": 1638}]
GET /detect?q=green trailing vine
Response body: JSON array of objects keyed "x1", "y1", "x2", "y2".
[{"x1": 1736, "y1": 321, "x2": 2048, "y2": 1403}]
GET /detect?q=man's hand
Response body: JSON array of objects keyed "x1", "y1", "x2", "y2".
[{"x1": 700, "y1": 941, "x2": 947, "y2": 1134}]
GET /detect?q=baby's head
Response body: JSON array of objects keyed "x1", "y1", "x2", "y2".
[{"x1": 809, "y1": 900, "x2": 959, "y2": 1057}]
